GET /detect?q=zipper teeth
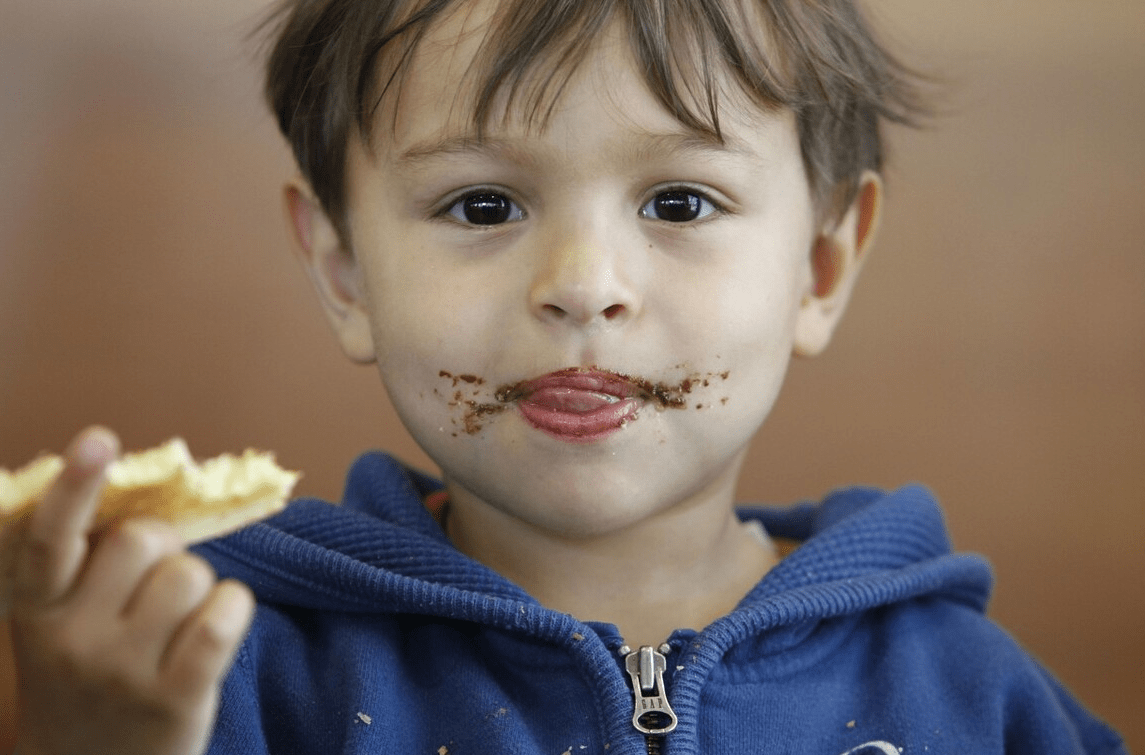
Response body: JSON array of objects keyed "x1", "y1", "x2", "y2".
[{"x1": 645, "y1": 735, "x2": 664, "y2": 755}]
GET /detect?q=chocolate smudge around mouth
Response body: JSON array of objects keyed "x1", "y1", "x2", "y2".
[
  {"x1": 462, "y1": 402, "x2": 506, "y2": 434},
  {"x1": 439, "y1": 370, "x2": 485, "y2": 387},
  {"x1": 440, "y1": 367, "x2": 731, "y2": 435}
]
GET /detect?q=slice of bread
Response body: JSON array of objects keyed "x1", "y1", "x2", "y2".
[{"x1": 0, "y1": 438, "x2": 299, "y2": 614}]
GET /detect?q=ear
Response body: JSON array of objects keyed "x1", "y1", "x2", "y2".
[
  {"x1": 284, "y1": 180, "x2": 376, "y2": 364},
  {"x1": 793, "y1": 171, "x2": 883, "y2": 357}
]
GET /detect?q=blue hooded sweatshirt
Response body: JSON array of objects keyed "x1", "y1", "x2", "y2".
[{"x1": 196, "y1": 452, "x2": 1125, "y2": 754}]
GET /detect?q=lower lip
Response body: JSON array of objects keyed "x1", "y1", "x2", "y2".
[{"x1": 517, "y1": 387, "x2": 641, "y2": 443}]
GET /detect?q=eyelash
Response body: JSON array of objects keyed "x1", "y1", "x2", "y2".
[
  {"x1": 437, "y1": 188, "x2": 526, "y2": 227},
  {"x1": 639, "y1": 186, "x2": 723, "y2": 223},
  {"x1": 435, "y1": 185, "x2": 725, "y2": 228}
]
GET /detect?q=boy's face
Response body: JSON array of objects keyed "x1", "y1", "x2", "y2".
[{"x1": 295, "y1": 7, "x2": 869, "y2": 538}]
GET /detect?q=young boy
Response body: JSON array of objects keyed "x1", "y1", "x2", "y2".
[{"x1": 7, "y1": 0, "x2": 1127, "y2": 753}]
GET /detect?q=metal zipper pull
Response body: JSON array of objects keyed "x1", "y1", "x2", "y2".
[{"x1": 621, "y1": 644, "x2": 679, "y2": 736}]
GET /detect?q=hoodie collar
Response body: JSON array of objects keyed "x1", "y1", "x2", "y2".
[{"x1": 200, "y1": 453, "x2": 992, "y2": 626}]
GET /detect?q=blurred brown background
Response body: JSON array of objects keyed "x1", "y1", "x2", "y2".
[{"x1": 1, "y1": 0, "x2": 1142, "y2": 747}]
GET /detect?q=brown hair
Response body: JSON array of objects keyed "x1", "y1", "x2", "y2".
[{"x1": 262, "y1": 0, "x2": 926, "y2": 241}]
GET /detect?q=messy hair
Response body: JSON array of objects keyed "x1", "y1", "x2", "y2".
[{"x1": 262, "y1": 0, "x2": 926, "y2": 240}]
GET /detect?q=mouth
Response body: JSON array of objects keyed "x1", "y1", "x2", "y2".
[{"x1": 498, "y1": 368, "x2": 645, "y2": 443}]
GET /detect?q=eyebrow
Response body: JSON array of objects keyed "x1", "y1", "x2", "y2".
[
  {"x1": 625, "y1": 130, "x2": 755, "y2": 164},
  {"x1": 394, "y1": 129, "x2": 755, "y2": 169},
  {"x1": 395, "y1": 135, "x2": 539, "y2": 169}
]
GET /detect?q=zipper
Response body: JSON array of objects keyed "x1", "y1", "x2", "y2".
[{"x1": 619, "y1": 643, "x2": 678, "y2": 754}]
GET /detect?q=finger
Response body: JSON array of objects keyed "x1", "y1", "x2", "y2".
[
  {"x1": 161, "y1": 580, "x2": 254, "y2": 700},
  {"x1": 67, "y1": 518, "x2": 184, "y2": 622},
  {"x1": 14, "y1": 427, "x2": 120, "y2": 607},
  {"x1": 122, "y1": 551, "x2": 216, "y2": 666}
]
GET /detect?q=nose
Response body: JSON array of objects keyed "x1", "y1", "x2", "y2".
[{"x1": 528, "y1": 226, "x2": 642, "y2": 328}]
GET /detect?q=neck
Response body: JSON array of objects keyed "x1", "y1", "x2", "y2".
[{"x1": 443, "y1": 476, "x2": 777, "y2": 648}]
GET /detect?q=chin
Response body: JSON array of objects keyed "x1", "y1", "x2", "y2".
[{"x1": 447, "y1": 443, "x2": 738, "y2": 541}]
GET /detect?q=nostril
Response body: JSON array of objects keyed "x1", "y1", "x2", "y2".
[{"x1": 534, "y1": 301, "x2": 627, "y2": 323}]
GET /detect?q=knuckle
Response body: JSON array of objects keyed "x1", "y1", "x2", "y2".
[
  {"x1": 180, "y1": 552, "x2": 218, "y2": 583},
  {"x1": 162, "y1": 616, "x2": 236, "y2": 695},
  {"x1": 190, "y1": 614, "x2": 232, "y2": 656},
  {"x1": 16, "y1": 533, "x2": 56, "y2": 582},
  {"x1": 117, "y1": 516, "x2": 177, "y2": 546},
  {"x1": 155, "y1": 553, "x2": 217, "y2": 599},
  {"x1": 188, "y1": 592, "x2": 247, "y2": 658},
  {"x1": 104, "y1": 518, "x2": 180, "y2": 561}
]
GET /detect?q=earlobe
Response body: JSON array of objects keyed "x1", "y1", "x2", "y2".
[
  {"x1": 793, "y1": 171, "x2": 883, "y2": 357},
  {"x1": 284, "y1": 181, "x2": 377, "y2": 364}
]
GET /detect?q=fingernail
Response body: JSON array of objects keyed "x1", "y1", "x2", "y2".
[{"x1": 74, "y1": 427, "x2": 117, "y2": 468}]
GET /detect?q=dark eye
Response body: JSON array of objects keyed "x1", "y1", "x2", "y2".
[
  {"x1": 446, "y1": 192, "x2": 524, "y2": 226},
  {"x1": 640, "y1": 190, "x2": 718, "y2": 223}
]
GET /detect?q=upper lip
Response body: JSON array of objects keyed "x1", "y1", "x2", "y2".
[{"x1": 496, "y1": 368, "x2": 644, "y2": 403}]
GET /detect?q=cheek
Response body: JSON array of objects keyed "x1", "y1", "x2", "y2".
[
  {"x1": 672, "y1": 251, "x2": 805, "y2": 418},
  {"x1": 670, "y1": 252, "x2": 804, "y2": 356},
  {"x1": 361, "y1": 256, "x2": 514, "y2": 430},
  {"x1": 360, "y1": 236, "x2": 487, "y2": 350}
]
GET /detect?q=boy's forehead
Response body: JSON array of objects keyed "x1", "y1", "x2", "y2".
[{"x1": 366, "y1": 0, "x2": 781, "y2": 158}]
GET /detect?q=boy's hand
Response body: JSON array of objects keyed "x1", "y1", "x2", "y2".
[{"x1": 9, "y1": 427, "x2": 254, "y2": 755}]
